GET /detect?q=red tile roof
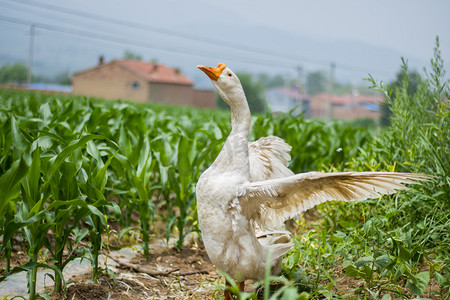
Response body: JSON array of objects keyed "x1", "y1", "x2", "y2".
[
  {"x1": 116, "y1": 60, "x2": 193, "y2": 85},
  {"x1": 312, "y1": 93, "x2": 383, "y2": 105}
]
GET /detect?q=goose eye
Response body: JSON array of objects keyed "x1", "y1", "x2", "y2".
[{"x1": 227, "y1": 73, "x2": 232, "y2": 77}]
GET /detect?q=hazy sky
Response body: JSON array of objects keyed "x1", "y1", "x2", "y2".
[
  {"x1": 210, "y1": 0, "x2": 450, "y2": 61},
  {"x1": 0, "y1": 0, "x2": 449, "y2": 84}
]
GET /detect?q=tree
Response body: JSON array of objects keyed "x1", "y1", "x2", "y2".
[
  {"x1": 258, "y1": 73, "x2": 296, "y2": 89},
  {"x1": 123, "y1": 50, "x2": 142, "y2": 60},
  {"x1": 216, "y1": 72, "x2": 266, "y2": 113},
  {"x1": 306, "y1": 71, "x2": 327, "y2": 95},
  {"x1": 0, "y1": 62, "x2": 28, "y2": 84},
  {"x1": 54, "y1": 70, "x2": 72, "y2": 85}
]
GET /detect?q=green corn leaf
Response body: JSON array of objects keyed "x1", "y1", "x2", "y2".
[
  {"x1": 178, "y1": 133, "x2": 193, "y2": 195},
  {"x1": 0, "y1": 261, "x2": 64, "y2": 287},
  {"x1": 93, "y1": 150, "x2": 118, "y2": 193},
  {"x1": 0, "y1": 156, "x2": 29, "y2": 215},
  {"x1": 118, "y1": 124, "x2": 132, "y2": 157},
  {"x1": 79, "y1": 181, "x2": 105, "y2": 201},
  {"x1": 152, "y1": 136, "x2": 172, "y2": 167},
  {"x1": 39, "y1": 102, "x2": 52, "y2": 125},
  {"x1": 87, "y1": 140, "x2": 104, "y2": 169},
  {"x1": 46, "y1": 198, "x2": 89, "y2": 211},
  {"x1": 132, "y1": 175, "x2": 149, "y2": 205},
  {"x1": 75, "y1": 228, "x2": 89, "y2": 244},
  {"x1": 129, "y1": 132, "x2": 144, "y2": 167},
  {"x1": 87, "y1": 204, "x2": 107, "y2": 228},
  {"x1": 165, "y1": 215, "x2": 177, "y2": 242},
  {"x1": 11, "y1": 115, "x2": 30, "y2": 162},
  {"x1": 43, "y1": 134, "x2": 104, "y2": 191},
  {"x1": 137, "y1": 136, "x2": 152, "y2": 185},
  {"x1": 117, "y1": 226, "x2": 137, "y2": 241},
  {"x1": 28, "y1": 223, "x2": 52, "y2": 255},
  {"x1": 2, "y1": 209, "x2": 47, "y2": 249},
  {"x1": 21, "y1": 147, "x2": 41, "y2": 210},
  {"x1": 60, "y1": 160, "x2": 79, "y2": 201},
  {"x1": 33, "y1": 130, "x2": 67, "y2": 148}
]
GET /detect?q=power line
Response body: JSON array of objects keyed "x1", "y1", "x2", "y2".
[
  {"x1": 0, "y1": 0, "x2": 394, "y2": 76},
  {"x1": 0, "y1": 15, "x2": 297, "y2": 70},
  {"x1": 2, "y1": 0, "x2": 298, "y2": 62},
  {"x1": 0, "y1": 5, "x2": 294, "y2": 70},
  {"x1": 0, "y1": 2, "x2": 299, "y2": 68}
]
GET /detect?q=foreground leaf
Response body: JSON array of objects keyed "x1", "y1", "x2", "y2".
[{"x1": 407, "y1": 271, "x2": 430, "y2": 296}]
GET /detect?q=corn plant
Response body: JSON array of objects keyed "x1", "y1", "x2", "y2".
[{"x1": 0, "y1": 95, "x2": 122, "y2": 297}]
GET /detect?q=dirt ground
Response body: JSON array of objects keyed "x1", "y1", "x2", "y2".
[{"x1": 48, "y1": 244, "x2": 222, "y2": 300}]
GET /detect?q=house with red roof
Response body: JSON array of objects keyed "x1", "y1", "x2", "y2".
[
  {"x1": 309, "y1": 92, "x2": 383, "y2": 120},
  {"x1": 72, "y1": 58, "x2": 215, "y2": 108}
]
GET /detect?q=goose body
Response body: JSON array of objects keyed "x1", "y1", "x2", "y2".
[{"x1": 196, "y1": 63, "x2": 429, "y2": 287}]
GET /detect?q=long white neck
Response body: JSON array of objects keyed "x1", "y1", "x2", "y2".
[
  {"x1": 230, "y1": 99, "x2": 251, "y2": 136},
  {"x1": 211, "y1": 91, "x2": 251, "y2": 176}
]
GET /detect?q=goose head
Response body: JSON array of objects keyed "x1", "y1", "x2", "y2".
[{"x1": 197, "y1": 63, "x2": 247, "y2": 108}]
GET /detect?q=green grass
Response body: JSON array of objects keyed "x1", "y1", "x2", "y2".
[{"x1": 277, "y1": 37, "x2": 449, "y2": 300}]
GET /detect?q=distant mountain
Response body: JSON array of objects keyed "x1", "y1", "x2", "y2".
[{"x1": 174, "y1": 22, "x2": 428, "y2": 86}]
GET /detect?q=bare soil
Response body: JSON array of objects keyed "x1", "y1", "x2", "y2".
[{"x1": 46, "y1": 244, "x2": 221, "y2": 300}]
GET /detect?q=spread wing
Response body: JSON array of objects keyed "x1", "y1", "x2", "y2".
[
  {"x1": 238, "y1": 171, "x2": 431, "y2": 230},
  {"x1": 248, "y1": 136, "x2": 294, "y2": 181}
]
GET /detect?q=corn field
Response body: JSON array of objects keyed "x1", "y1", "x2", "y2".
[{"x1": 0, "y1": 88, "x2": 373, "y2": 298}]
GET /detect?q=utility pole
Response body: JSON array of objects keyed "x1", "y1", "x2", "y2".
[
  {"x1": 296, "y1": 65, "x2": 303, "y2": 114},
  {"x1": 27, "y1": 24, "x2": 35, "y2": 85},
  {"x1": 327, "y1": 62, "x2": 335, "y2": 120}
]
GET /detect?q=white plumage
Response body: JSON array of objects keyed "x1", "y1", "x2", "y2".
[{"x1": 195, "y1": 63, "x2": 429, "y2": 295}]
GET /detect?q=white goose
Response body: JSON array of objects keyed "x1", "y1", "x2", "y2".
[{"x1": 196, "y1": 63, "x2": 429, "y2": 298}]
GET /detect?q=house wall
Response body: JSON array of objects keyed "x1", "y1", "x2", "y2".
[
  {"x1": 192, "y1": 89, "x2": 216, "y2": 109},
  {"x1": 333, "y1": 106, "x2": 380, "y2": 120},
  {"x1": 148, "y1": 82, "x2": 194, "y2": 105},
  {"x1": 72, "y1": 63, "x2": 149, "y2": 102},
  {"x1": 309, "y1": 94, "x2": 328, "y2": 118}
]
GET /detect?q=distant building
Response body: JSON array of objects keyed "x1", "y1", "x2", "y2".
[
  {"x1": 266, "y1": 87, "x2": 310, "y2": 115},
  {"x1": 310, "y1": 92, "x2": 383, "y2": 120},
  {"x1": 72, "y1": 59, "x2": 215, "y2": 108},
  {"x1": 266, "y1": 87, "x2": 383, "y2": 120},
  {"x1": 26, "y1": 83, "x2": 72, "y2": 93}
]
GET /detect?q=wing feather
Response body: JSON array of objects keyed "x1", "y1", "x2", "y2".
[
  {"x1": 248, "y1": 136, "x2": 294, "y2": 182},
  {"x1": 239, "y1": 172, "x2": 431, "y2": 230}
]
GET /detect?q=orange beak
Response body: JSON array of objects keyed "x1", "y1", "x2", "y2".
[{"x1": 197, "y1": 63, "x2": 226, "y2": 81}]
